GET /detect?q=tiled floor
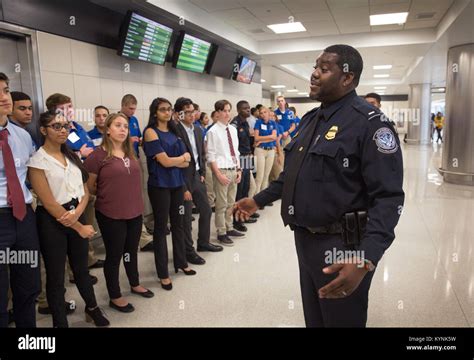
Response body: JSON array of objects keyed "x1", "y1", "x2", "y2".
[{"x1": 36, "y1": 140, "x2": 473, "y2": 327}]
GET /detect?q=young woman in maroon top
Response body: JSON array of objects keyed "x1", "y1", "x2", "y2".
[{"x1": 85, "y1": 113, "x2": 154, "y2": 314}]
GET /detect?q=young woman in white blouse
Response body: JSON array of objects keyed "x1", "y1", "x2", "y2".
[{"x1": 28, "y1": 111, "x2": 109, "y2": 328}]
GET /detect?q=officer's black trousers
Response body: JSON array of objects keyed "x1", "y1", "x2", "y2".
[{"x1": 294, "y1": 228, "x2": 375, "y2": 327}]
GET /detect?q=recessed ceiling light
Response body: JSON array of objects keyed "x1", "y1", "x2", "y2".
[
  {"x1": 373, "y1": 65, "x2": 392, "y2": 70},
  {"x1": 374, "y1": 74, "x2": 390, "y2": 78},
  {"x1": 370, "y1": 12, "x2": 408, "y2": 26},
  {"x1": 298, "y1": 92, "x2": 309, "y2": 96},
  {"x1": 286, "y1": 89, "x2": 299, "y2": 92},
  {"x1": 271, "y1": 85, "x2": 286, "y2": 89},
  {"x1": 374, "y1": 86, "x2": 387, "y2": 90},
  {"x1": 261, "y1": 79, "x2": 266, "y2": 83},
  {"x1": 267, "y1": 22, "x2": 306, "y2": 34}
]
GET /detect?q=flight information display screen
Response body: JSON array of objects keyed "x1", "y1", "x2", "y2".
[
  {"x1": 119, "y1": 12, "x2": 173, "y2": 65},
  {"x1": 175, "y1": 33, "x2": 212, "y2": 73}
]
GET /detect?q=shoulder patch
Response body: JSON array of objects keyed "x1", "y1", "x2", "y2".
[{"x1": 373, "y1": 127, "x2": 398, "y2": 154}]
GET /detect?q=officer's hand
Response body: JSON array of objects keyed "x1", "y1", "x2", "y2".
[
  {"x1": 318, "y1": 261, "x2": 368, "y2": 299},
  {"x1": 184, "y1": 191, "x2": 193, "y2": 201},
  {"x1": 233, "y1": 198, "x2": 258, "y2": 222}
]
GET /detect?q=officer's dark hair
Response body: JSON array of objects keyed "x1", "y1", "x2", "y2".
[
  {"x1": 11, "y1": 91, "x2": 31, "y2": 104},
  {"x1": 94, "y1": 105, "x2": 109, "y2": 114},
  {"x1": 324, "y1": 44, "x2": 363, "y2": 87},
  {"x1": 236, "y1": 100, "x2": 249, "y2": 110},
  {"x1": 38, "y1": 110, "x2": 89, "y2": 183},
  {"x1": 174, "y1": 97, "x2": 194, "y2": 113},
  {"x1": 214, "y1": 99, "x2": 232, "y2": 111},
  {"x1": 365, "y1": 93, "x2": 382, "y2": 103},
  {"x1": 0, "y1": 72, "x2": 9, "y2": 85}
]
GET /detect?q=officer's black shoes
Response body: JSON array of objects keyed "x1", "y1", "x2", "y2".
[
  {"x1": 197, "y1": 243, "x2": 224, "y2": 252},
  {"x1": 250, "y1": 213, "x2": 260, "y2": 219},
  {"x1": 217, "y1": 235, "x2": 234, "y2": 246},
  {"x1": 233, "y1": 223, "x2": 247, "y2": 232},
  {"x1": 38, "y1": 301, "x2": 76, "y2": 315},
  {"x1": 267, "y1": 202, "x2": 274, "y2": 207},
  {"x1": 89, "y1": 259, "x2": 105, "y2": 269},
  {"x1": 109, "y1": 300, "x2": 135, "y2": 313},
  {"x1": 244, "y1": 218, "x2": 257, "y2": 224},
  {"x1": 227, "y1": 230, "x2": 245, "y2": 238},
  {"x1": 140, "y1": 242, "x2": 154, "y2": 252},
  {"x1": 85, "y1": 306, "x2": 110, "y2": 327},
  {"x1": 186, "y1": 253, "x2": 206, "y2": 265}
]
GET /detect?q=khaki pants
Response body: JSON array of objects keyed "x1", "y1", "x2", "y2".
[
  {"x1": 138, "y1": 149, "x2": 153, "y2": 249},
  {"x1": 269, "y1": 151, "x2": 283, "y2": 183},
  {"x1": 255, "y1": 147, "x2": 275, "y2": 193},
  {"x1": 205, "y1": 163, "x2": 216, "y2": 207},
  {"x1": 213, "y1": 169, "x2": 237, "y2": 236}
]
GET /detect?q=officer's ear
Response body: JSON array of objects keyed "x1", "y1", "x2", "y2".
[{"x1": 342, "y1": 72, "x2": 355, "y2": 87}]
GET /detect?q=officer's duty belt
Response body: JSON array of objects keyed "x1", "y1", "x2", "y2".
[{"x1": 299, "y1": 222, "x2": 343, "y2": 234}]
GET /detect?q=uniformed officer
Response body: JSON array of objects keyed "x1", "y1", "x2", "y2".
[{"x1": 234, "y1": 44, "x2": 405, "y2": 327}]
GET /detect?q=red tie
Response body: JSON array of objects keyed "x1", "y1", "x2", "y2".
[
  {"x1": 0, "y1": 128, "x2": 27, "y2": 220},
  {"x1": 226, "y1": 127, "x2": 237, "y2": 166}
]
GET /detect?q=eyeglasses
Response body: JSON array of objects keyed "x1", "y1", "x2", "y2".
[
  {"x1": 45, "y1": 123, "x2": 72, "y2": 131},
  {"x1": 157, "y1": 107, "x2": 172, "y2": 113}
]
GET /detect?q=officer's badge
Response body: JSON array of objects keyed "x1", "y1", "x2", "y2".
[
  {"x1": 373, "y1": 127, "x2": 398, "y2": 154},
  {"x1": 325, "y1": 126, "x2": 338, "y2": 140}
]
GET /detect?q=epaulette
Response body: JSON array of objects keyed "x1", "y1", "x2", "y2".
[{"x1": 352, "y1": 97, "x2": 382, "y2": 121}]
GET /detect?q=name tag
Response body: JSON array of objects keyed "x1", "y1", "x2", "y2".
[
  {"x1": 261, "y1": 124, "x2": 268, "y2": 131},
  {"x1": 277, "y1": 115, "x2": 282, "y2": 120},
  {"x1": 67, "y1": 132, "x2": 80, "y2": 144},
  {"x1": 92, "y1": 138, "x2": 102, "y2": 146}
]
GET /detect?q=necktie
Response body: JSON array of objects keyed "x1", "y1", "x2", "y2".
[
  {"x1": 0, "y1": 128, "x2": 27, "y2": 220},
  {"x1": 226, "y1": 127, "x2": 237, "y2": 166},
  {"x1": 281, "y1": 111, "x2": 324, "y2": 226}
]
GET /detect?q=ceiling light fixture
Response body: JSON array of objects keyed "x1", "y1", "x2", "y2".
[
  {"x1": 370, "y1": 12, "x2": 408, "y2": 26},
  {"x1": 374, "y1": 74, "x2": 390, "y2": 78},
  {"x1": 267, "y1": 22, "x2": 306, "y2": 34},
  {"x1": 373, "y1": 65, "x2": 392, "y2": 70},
  {"x1": 271, "y1": 85, "x2": 286, "y2": 89}
]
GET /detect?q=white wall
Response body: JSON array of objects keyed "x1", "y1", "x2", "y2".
[{"x1": 36, "y1": 31, "x2": 263, "y2": 131}]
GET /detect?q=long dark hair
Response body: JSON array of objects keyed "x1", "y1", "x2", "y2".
[
  {"x1": 38, "y1": 111, "x2": 89, "y2": 183},
  {"x1": 147, "y1": 97, "x2": 179, "y2": 136}
]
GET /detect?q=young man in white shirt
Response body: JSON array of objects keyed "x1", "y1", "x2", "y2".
[{"x1": 206, "y1": 100, "x2": 244, "y2": 246}]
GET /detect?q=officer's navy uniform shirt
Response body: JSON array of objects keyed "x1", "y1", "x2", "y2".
[
  {"x1": 230, "y1": 115, "x2": 252, "y2": 155},
  {"x1": 274, "y1": 108, "x2": 295, "y2": 133},
  {"x1": 254, "y1": 119, "x2": 277, "y2": 149},
  {"x1": 144, "y1": 127, "x2": 186, "y2": 188},
  {"x1": 254, "y1": 90, "x2": 405, "y2": 265}
]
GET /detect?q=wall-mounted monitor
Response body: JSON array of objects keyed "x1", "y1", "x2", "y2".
[
  {"x1": 209, "y1": 46, "x2": 238, "y2": 79},
  {"x1": 118, "y1": 11, "x2": 173, "y2": 66},
  {"x1": 173, "y1": 32, "x2": 212, "y2": 73},
  {"x1": 232, "y1": 56, "x2": 257, "y2": 84}
]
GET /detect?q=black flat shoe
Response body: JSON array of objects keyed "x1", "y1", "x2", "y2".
[
  {"x1": 160, "y1": 281, "x2": 173, "y2": 291},
  {"x1": 175, "y1": 268, "x2": 197, "y2": 276},
  {"x1": 38, "y1": 301, "x2": 76, "y2": 315},
  {"x1": 244, "y1": 218, "x2": 257, "y2": 224},
  {"x1": 131, "y1": 288, "x2": 154, "y2": 298},
  {"x1": 250, "y1": 213, "x2": 260, "y2": 219},
  {"x1": 109, "y1": 300, "x2": 135, "y2": 313},
  {"x1": 85, "y1": 306, "x2": 110, "y2": 327}
]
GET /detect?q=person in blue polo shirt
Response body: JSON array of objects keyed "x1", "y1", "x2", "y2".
[
  {"x1": 87, "y1": 105, "x2": 109, "y2": 147},
  {"x1": 120, "y1": 94, "x2": 142, "y2": 158},
  {"x1": 254, "y1": 106, "x2": 277, "y2": 194},
  {"x1": 274, "y1": 96, "x2": 296, "y2": 149},
  {"x1": 289, "y1": 106, "x2": 301, "y2": 138}
]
